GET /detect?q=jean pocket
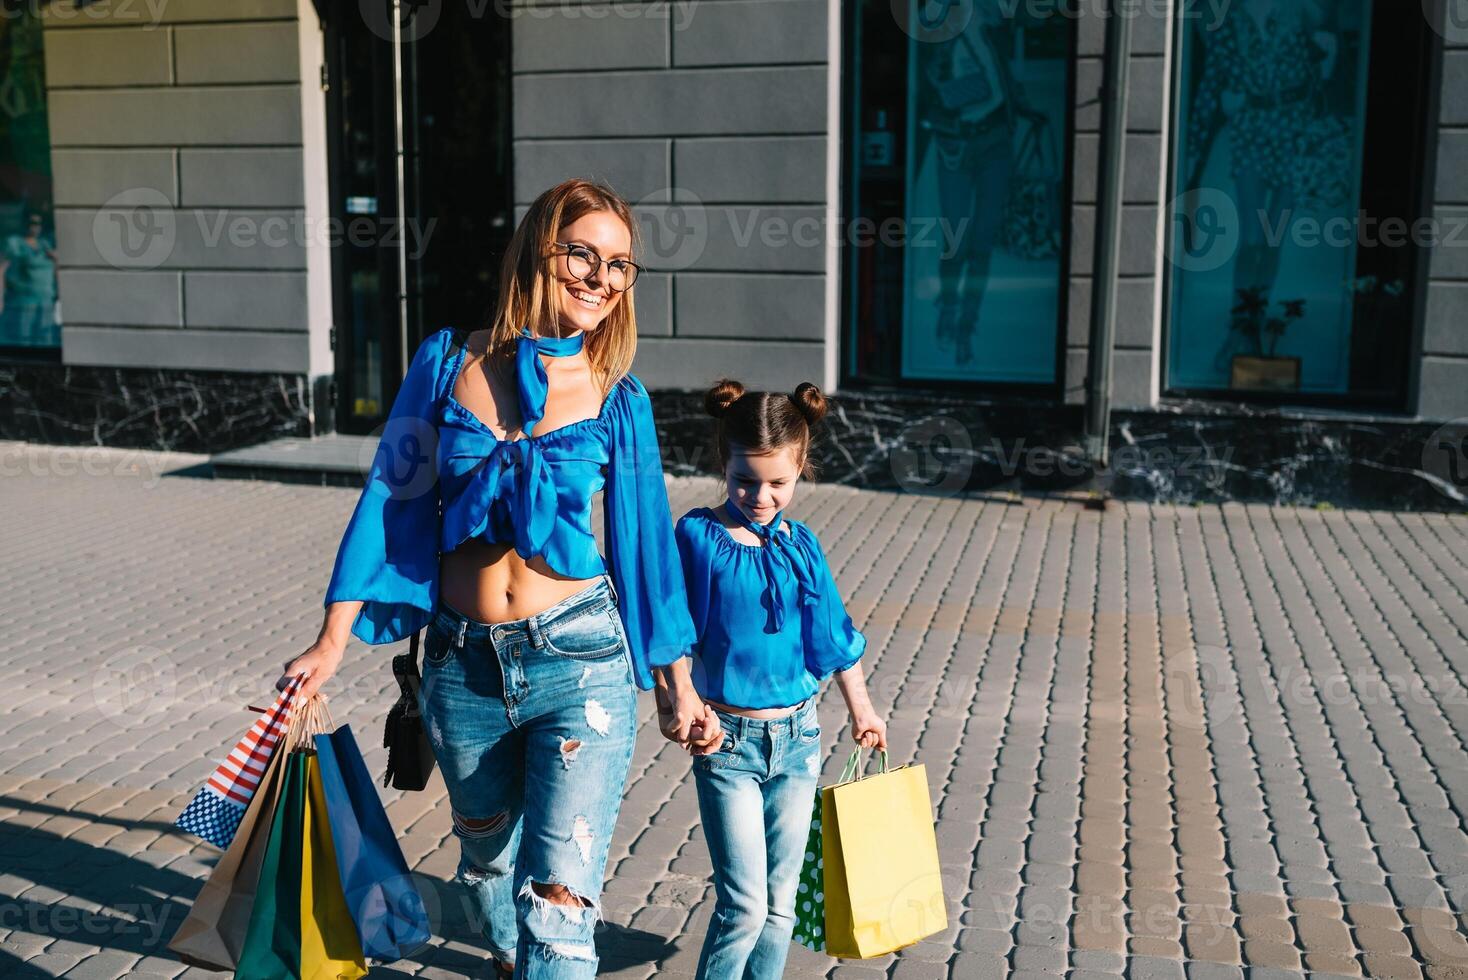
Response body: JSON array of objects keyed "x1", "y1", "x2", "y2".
[
  {"x1": 422, "y1": 620, "x2": 455, "y2": 668},
  {"x1": 696, "y1": 732, "x2": 738, "y2": 770},
  {"x1": 543, "y1": 604, "x2": 624, "y2": 662},
  {"x1": 797, "y1": 722, "x2": 821, "y2": 745}
]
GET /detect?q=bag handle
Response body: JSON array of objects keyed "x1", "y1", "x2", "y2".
[
  {"x1": 283, "y1": 690, "x2": 332, "y2": 753},
  {"x1": 836, "y1": 747, "x2": 890, "y2": 786}
]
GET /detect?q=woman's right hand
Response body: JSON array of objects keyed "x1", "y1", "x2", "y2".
[{"x1": 277, "y1": 639, "x2": 344, "y2": 700}]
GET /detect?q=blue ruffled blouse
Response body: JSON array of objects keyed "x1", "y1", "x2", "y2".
[
  {"x1": 675, "y1": 503, "x2": 867, "y2": 710},
  {"x1": 323, "y1": 326, "x2": 697, "y2": 690}
]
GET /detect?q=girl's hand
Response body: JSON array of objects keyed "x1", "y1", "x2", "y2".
[
  {"x1": 851, "y1": 711, "x2": 888, "y2": 751},
  {"x1": 277, "y1": 639, "x2": 344, "y2": 700},
  {"x1": 685, "y1": 704, "x2": 724, "y2": 756}
]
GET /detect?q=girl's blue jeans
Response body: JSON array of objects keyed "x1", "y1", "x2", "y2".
[
  {"x1": 415, "y1": 574, "x2": 637, "y2": 979},
  {"x1": 692, "y1": 696, "x2": 822, "y2": 980}
]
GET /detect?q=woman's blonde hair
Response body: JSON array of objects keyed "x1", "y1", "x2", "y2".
[{"x1": 480, "y1": 178, "x2": 640, "y2": 400}]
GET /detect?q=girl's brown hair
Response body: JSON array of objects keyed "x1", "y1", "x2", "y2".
[
  {"x1": 477, "y1": 178, "x2": 639, "y2": 401},
  {"x1": 704, "y1": 378, "x2": 829, "y2": 480}
]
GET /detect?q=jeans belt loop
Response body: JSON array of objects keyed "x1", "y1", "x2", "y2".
[
  {"x1": 603, "y1": 571, "x2": 618, "y2": 606},
  {"x1": 455, "y1": 619, "x2": 467, "y2": 648},
  {"x1": 528, "y1": 613, "x2": 545, "y2": 650}
]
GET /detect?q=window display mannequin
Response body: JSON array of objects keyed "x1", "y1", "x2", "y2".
[
  {"x1": 916, "y1": 0, "x2": 1044, "y2": 366},
  {"x1": 1186, "y1": 0, "x2": 1337, "y2": 372}
]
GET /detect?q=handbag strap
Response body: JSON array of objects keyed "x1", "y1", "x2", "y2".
[{"x1": 392, "y1": 630, "x2": 424, "y2": 704}]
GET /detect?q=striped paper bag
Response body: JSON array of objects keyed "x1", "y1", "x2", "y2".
[{"x1": 175, "y1": 674, "x2": 303, "y2": 849}]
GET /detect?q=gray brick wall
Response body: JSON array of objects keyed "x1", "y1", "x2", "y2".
[
  {"x1": 1065, "y1": 5, "x2": 1171, "y2": 411},
  {"x1": 42, "y1": 0, "x2": 323, "y2": 376},
  {"x1": 509, "y1": 0, "x2": 832, "y2": 393},
  {"x1": 1422, "y1": 15, "x2": 1468, "y2": 420},
  {"x1": 34, "y1": 0, "x2": 1467, "y2": 427}
]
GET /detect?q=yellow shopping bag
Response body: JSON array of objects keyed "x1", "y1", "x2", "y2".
[
  {"x1": 300, "y1": 701, "x2": 369, "y2": 980},
  {"x1": 822, "y1": 750, "x2": 946, "y2": 958}
]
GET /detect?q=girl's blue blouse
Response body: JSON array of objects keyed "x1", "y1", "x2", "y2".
[
  {"x1": 323, "y1": 327, "x2": 697, "y2": 691},
  {"x1": 675, "y1": 506, "x2": 866, "y2": 710}
]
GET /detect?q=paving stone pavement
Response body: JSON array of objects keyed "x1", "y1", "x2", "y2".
[{"x1": 2, "y1": 440, "x2": 1468, "y2": 979}]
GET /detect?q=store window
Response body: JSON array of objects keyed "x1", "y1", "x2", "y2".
[
  {"x1": 1166, "y1": 0, "x2": 1432, "y2": 408},
  {"x1": 846, "y1": 0, "x2": 1073, "y2": 391},
  {"x1": 0, "y1": 2, "x2": 55, "y2": 352}
]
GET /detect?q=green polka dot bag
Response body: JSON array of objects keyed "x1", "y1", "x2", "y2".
[{"x1": 791, "y1": 750, "x2": 869, "y2": 952}]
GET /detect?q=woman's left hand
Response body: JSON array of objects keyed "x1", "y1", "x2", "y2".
[{"x1": 851, "y1": 711, "x2": 888, "y2": 751}]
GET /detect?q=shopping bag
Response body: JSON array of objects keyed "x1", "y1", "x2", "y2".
[
  {"x1": 790, "y1": 785, "x2": 827, "y2": 951},
  {"x1": 236, "y1": 710, "x2": 315, "y2": 979},
  {"x1": 167, "y1": 693, "x2": 300, "y2": 971},
  {"x1": 822, "y1": 750, "x2": 946, "y2": 959},
  {"x1": 1000, "y1": 114, "x2": 1063, "y2": 260},
  {"x1": 176, "y1": 675, "x2": 303, "y2": 849},
  {"x1": 314, "y1": 708, "x2": 433, "y2": 961},
  {"x1": 300, "y1": 700, "x2": 369, "y2": 980}
]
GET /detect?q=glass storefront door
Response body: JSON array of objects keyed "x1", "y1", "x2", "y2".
[
  {"x1": 847, "y1": 0, "x2": 1073, "y2": 391},
  {"x1": 323, "y1": 0, "x2": 512, "y2": 434},
  {"x1": 1166, "y1": 0, "x2": 1432, "y2": 408}
]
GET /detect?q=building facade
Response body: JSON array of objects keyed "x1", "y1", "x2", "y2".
[{"x1": 3, "y1": 0, "x2": 1466, "y2": 509}]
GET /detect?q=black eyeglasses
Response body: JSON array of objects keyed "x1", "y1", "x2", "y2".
[{"x1": 553, "y1": 242, "x2": 641, "y2": 292}]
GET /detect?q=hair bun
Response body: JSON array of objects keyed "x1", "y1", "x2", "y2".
[
  {"x1": 790, "y1": 382, "x2": 828, "y2": 428},
  {"x1": 704, "y1": 378, "x2": 746, "y2": 418}
]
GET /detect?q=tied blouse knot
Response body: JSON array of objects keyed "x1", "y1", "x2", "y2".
[
  {"x1": 676, "y1": 502, "x2": 867, "y2": 710},
  {"x1": 324, "y1": 326, "x2": 697, "y2": 691}
]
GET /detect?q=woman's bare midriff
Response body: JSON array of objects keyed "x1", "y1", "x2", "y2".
[
  {"x1": 705, "y1": 698, "x2": 801, "y2": 720},
  {"x1": 440, "y1": 537, "x2": 603, "y2": 624}
]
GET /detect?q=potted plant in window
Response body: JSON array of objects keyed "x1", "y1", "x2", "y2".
[{"x1": 1229, "y1": 287, "x2": 1305, "y2": 391}]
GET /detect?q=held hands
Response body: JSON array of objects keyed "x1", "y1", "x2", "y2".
[
  {"x1": 684, "y1": 704, "x2": 724, "y2": 757},
  {"x1": 851, "y1": 709, "x2": 888, "y2": 751},
  {"x1": 656, "y1": 684, "x2": 723, "y2": 756}
]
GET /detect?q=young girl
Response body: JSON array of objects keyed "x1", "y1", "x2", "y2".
[{"x1": 667, "y1": 378, "x2": 888, "y2": 980}]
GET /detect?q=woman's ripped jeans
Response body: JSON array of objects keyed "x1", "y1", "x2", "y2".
[{"x1": 415, "y1": 574, "x2": 637, "y2": 978}]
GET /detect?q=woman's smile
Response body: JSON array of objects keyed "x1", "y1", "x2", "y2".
[{"x1": 568, "y1": 286, "x2": 606, "y2": 311}]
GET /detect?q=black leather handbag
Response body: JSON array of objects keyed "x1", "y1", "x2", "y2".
[{"x1": 382, "y1": 629, "x2": 437, "y2": 791}]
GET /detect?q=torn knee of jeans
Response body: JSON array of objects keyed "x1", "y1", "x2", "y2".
[
  {"x1": 517, "y1": 877, "x2": 602, "y2": 925},
  {"x1": 459, "y1": 861, "x2": 493, "y2": 885},
  {"x1": 546, "y1": 941, "x2": 596, "y2": 961},
  {"x1": 453, "y1": 808, "x2": 510, "y2": 840}
]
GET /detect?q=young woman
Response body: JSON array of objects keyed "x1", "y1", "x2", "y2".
[
  {"x1": 670, "y1": 380, "x2": 888, "y2": 980},
  {"x1": 276, "y1": 179, "x2": 719, "y2": 979}
]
